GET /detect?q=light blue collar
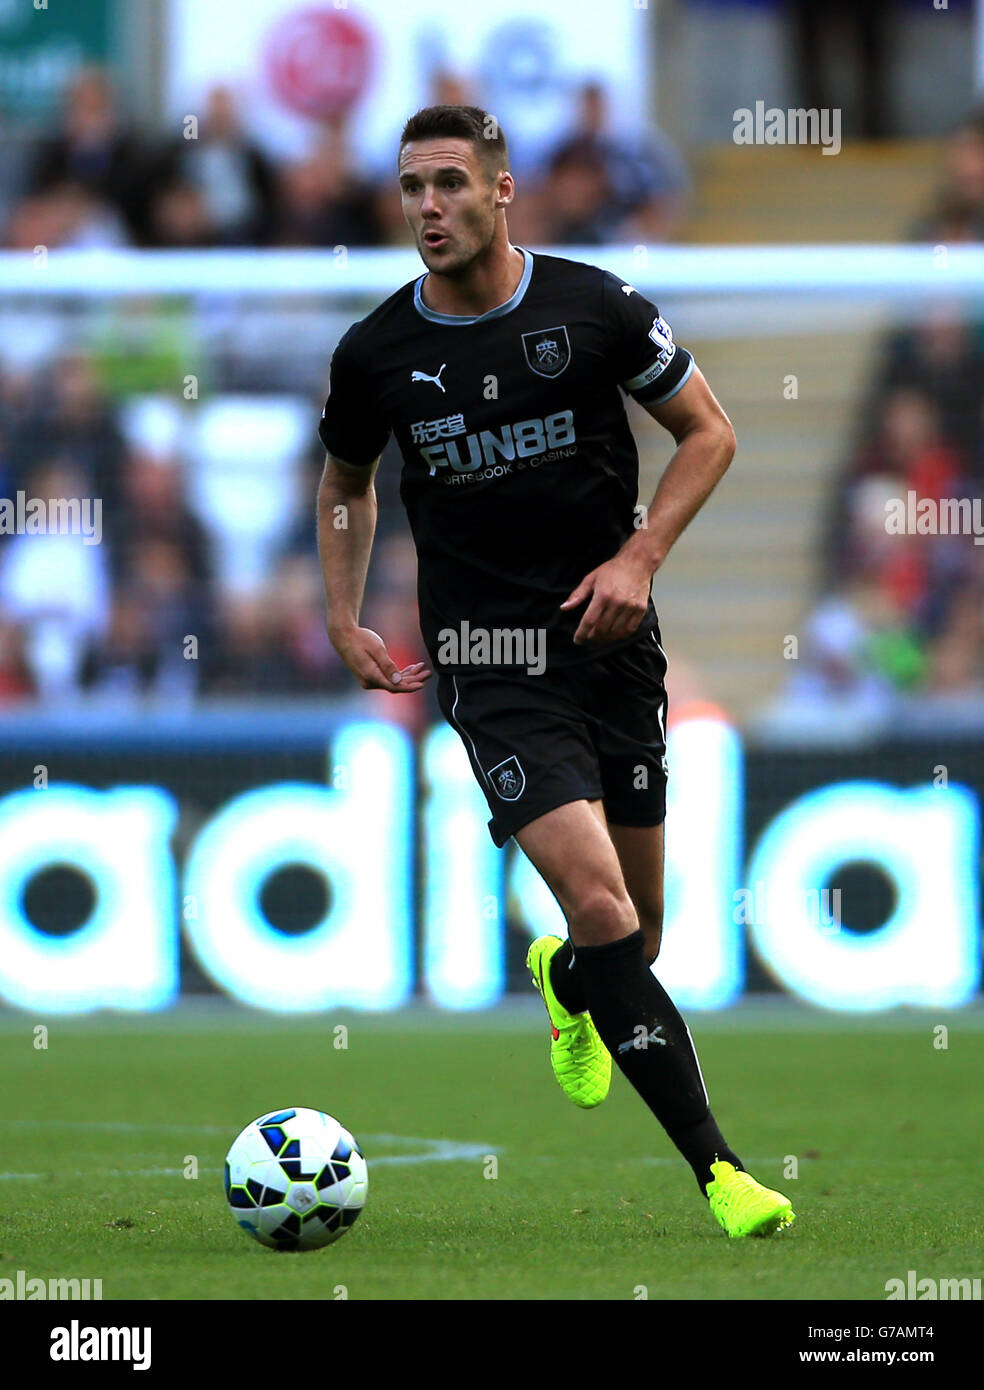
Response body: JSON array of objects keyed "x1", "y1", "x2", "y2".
[{"x1": 413, "y1": 247, "x2": 533, "y2": 325}]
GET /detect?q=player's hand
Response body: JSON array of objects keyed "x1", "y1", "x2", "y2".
[
  {"x1": 560, "y1": 556, "x2": 653, "y2": 645},
  {"x1": 329, "y1": 625, "x2": 433, "y2": 692}
]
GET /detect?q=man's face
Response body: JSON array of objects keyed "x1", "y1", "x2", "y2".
[{"x1": 398, "y1": 137, "x2": 507, "y2": 275}]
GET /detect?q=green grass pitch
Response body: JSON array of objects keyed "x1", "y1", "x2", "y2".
[{"x1": 1, "y1": 1004, "x2": 981, "y2": 1300}]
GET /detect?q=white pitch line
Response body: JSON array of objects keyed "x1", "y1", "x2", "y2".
[
  {"x1": 0, "y1": 1166, "x2": 202, "y2": 1180},
  {"x1": 0, "y1": 1130, "x2": 500, "y2": 1181},
  {"x1": 7, "y1": 1119, "x2": 229, "y2": 1135},
  {"x1": 371, "y1": 1139, "x2": 494, "y2": 1166}
]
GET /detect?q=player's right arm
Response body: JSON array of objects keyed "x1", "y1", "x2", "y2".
[
  {"x1": 316, "y1": 330, "x2": 432, "y2": 694},
  {"x1": 317, "y1": 455, "x2": 431, "y2": 693}
]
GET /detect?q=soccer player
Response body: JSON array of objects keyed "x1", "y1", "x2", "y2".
[{"x1": 317, "y1": 105, "x2": 794, "y2": 1239}]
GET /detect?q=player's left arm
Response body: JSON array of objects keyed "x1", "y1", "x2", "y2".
[
  {"x1": 563, "y1": 366, "x2": 736, "y2": 645},
  {"x1": 629, "y1": 364, "x2": 737, "y2": 573}
]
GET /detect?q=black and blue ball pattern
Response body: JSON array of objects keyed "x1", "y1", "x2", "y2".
[{"x1": 224, "y1": 1107, "x2": 368, "y2": 1250}]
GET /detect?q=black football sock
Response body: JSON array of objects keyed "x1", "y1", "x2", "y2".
[
  {"x1": 573, "y1": 929, "x2": 744, "y2": 1193},
  {"x1": 547, "y1": 937, "x2": 588, "y2": 1015}
]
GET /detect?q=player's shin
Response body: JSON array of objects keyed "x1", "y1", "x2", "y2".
[{"x1": 572, "y1": 928, "x2": 743, "y2": 1192}]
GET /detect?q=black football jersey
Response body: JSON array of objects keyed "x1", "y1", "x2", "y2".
[{"x1": 318, "y1": 248, "x2": 694, "y2": 672}]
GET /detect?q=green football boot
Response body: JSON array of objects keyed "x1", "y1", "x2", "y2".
[
  {"x1": 526, "y1": 935, "x2": 611, "y2": 1109},
  {"x1": 706, "y1": 1160, "x2": 796, "y2": 1238}
]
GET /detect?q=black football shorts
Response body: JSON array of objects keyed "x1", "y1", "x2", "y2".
[{"x1": 435, "y1": 625, "x2": 669, "y2": 847}]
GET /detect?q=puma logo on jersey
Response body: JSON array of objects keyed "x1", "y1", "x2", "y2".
[{"x1": 411, "y1": 364, "x2": 447, "y2": 392}]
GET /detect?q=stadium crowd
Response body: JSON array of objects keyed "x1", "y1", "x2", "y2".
[
  {"x1": 0, "y1": 68, "x2": 687, "y2": 718},
  {"x1": 1, "y1": 69, "x2": 689, "y2": 254},
  {"x1": 2, "y1": 66, "x2": 984, "y2": 721},
  {"x1": 784, "y1": 107, "x2": 984, "y2": 725}
]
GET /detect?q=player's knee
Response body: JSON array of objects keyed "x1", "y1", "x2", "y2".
[{"x1": 568, "y1": 885, "x2": 638, "y2": 947}]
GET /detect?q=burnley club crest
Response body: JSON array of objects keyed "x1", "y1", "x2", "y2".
[
  {"x1": 521, "y1": 326, "x2": 571, "y2": 379},
  {"x1": 488, "y1": 755, "x2": 526, "y2": 801}
]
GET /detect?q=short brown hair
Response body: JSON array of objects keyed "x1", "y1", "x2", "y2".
[{"x1": 399, "y1": 105, "x2": 509, "y2": 182}]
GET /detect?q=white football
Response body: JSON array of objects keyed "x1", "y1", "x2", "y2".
[{"x1": 224, "y1": 1107, "x2": 368, "y2": 1251}]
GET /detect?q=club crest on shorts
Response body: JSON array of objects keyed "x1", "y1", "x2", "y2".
[
  {"x1": 488, "y1": 755, "x2": 526, "y2": 800},
  {"x1": 521, "y1": 326, "x2": 571, "y2": 379}
]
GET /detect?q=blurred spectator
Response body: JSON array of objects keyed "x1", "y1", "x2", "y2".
[
  {"x1": 267, "y1": 553, "x2": 351, "y2": 695},
  {"x1": 3, "y1": 183, "x2": 129, "y2": 251},
  {"x1": 371, "y1": 178, "x2": 415, "y2": 246},
  {"x1": 113, "y1": 452, "x2": 212, "y2": 593},
  {"x1": 275, "y1": 126, "x2": 385, "y2": 248},
  {"x1": 766, "y1": 560, "x2": 955, "y2": 741},
  {"x1": 358, "y1": 533, "x2": 433, "y2": 731},
  {"x1": 540, "y1": 145, "x2": 617, "y2": 245},
  {"x1": 429, "y1": 71, "x2": 472, "y2": 109},
  {"x1": 6, "y1": 352, "x2": 128, "y2": 534},
  {"x1": 145, "y1": 87, "x2": 277, "y2": 247},
  {"x1": 833, "y1": 392, "x2": 969, "y2": 634},
  {"x1": 0, "y1": 461, "x2": 110, "y2": 703},
  {"x1": 147, "y1": 182, "x2": 216, "y2": 249},
  {"x1": 83, "y1": 538, "x2": 201, "y2": 704},
  {"x1": 866, "y1": 307, "x2": 984, "y2": 473},
  {"x1": 27, "y1": 67, "x2": 148, "y2": 241},
  {"x1": 912, "y1": 108, "x2": 984, "y2": 241},
  {"x1": 541, "y1": 82, "x2": 689, "y2": 244},
  {"x1": 0, "y1": 619, "x2": 31, "y2": 702},
  {"x1": 89, "y1": 302, "x2": 200, "y2": 398},
  {"x1": 84, "y1": 444, "x2": 215, "y2": 702},
  {"x1": 927, "y1": 573, "x2": 984, "y2": 692},
  {"x1": 205, "y1": 591, "x2": 282, "y2": 694},
  {"x1": 797, "y1": 588, "x2": 898, "y2": 698}
]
